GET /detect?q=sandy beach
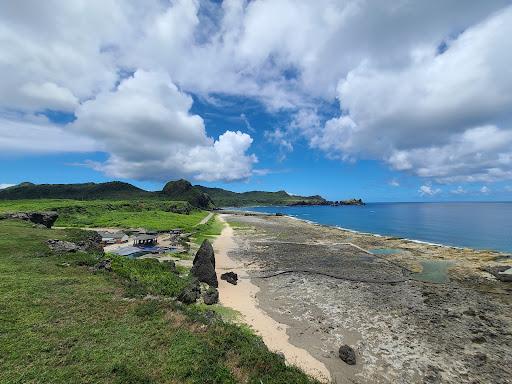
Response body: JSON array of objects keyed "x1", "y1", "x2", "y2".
[
  {"x1": 214, "y1": 211, "x2": 512, "y2": 384},
  {"x1": 213, "y1": 217, "x2": 331, "y2": 382}
]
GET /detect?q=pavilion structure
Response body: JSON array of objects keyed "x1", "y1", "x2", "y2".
[{"x1": 133, "y1": 234, "x2": 158, "y2": 247}]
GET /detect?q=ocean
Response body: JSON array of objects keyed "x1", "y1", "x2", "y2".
[{"x1": 233, "y1": 202, "x2": 512, "y2": 253}]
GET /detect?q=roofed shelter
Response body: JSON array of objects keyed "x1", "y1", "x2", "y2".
[{"x1": 133, "y1": 234, "x2": 158, "y2": 246}]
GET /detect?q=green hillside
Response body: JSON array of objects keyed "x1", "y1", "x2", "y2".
[
  {"x1": 0, "y1": 181, "x2": 150, "y2": 200},
  {"x1": 0, "y1": 179, "x2": 333, "y2": 208},
  {"x1": 160, "y1": 179, "x2": 215, "y2": 209},
  {"x1": 195, "y1": 185, "x2": 326, "y2": 207}
]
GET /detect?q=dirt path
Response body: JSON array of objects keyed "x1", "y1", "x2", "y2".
[
  {"x1": 213, "y1": 216, "x2": 331, "y2": 382},
  {"x1": 197, "y1": 212, "x2": 214, "y2": 226}
]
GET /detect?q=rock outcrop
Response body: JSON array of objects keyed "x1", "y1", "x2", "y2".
[
  {"x1": 338, "y1": 345, "x2": 356, "y2": 365},
  {"x1": 203, "y1": 288, "x2": 219, "y2": 305},
  {"x1": 47, "y1": 239, "x2": 79, "y2": 252},
  {"x1": 75, "y1": 231, "x2": 104, "y2": 254},
  {"x1": 178, "y1": 280, "x2": 201, "y2": 304},
  {"x1": 47, "y1": 231, "x2": 104, "y2": 255},
  {"x1": 191, "y1": 239, "x2": 218, "y2": 287},
  {"x1": 0, "y1": 211, "x2": 58, "y2": 228},
  {"x1": 483, "y1": 265, "x2": 512, "y2": 282},
  {"x1": 220, "y1": 271, "x2": 238, "y2": 285}
]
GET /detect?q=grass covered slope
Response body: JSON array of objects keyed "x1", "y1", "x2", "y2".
[
  {"x1": 0, "y1": 220, "x2": 318, "y2": 384},
  {"x1": 196, "y1": 186, "x2": 326, "y2": 207},
  {"x1": 0, "y1": 181, "x2": 151, "y2": 200},
  {"x1": 0, "y1": 199, "x2": 201, "y2": 231}
]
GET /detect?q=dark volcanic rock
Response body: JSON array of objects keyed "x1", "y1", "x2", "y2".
[
  {"x1": 203, "y1": 288, "x2": 219, "y2": 305},
  {"x1": 221, "y1": 271, "x2": 238, "y2": 285},
  {"x1": 338, "y1": 345, "x2": 356, "y2": 365},
  {"x1": 1, "y1": 211, "x2": 59, "y2": 228},
  {"x1": 178, "y1": 280, "x2": 201, "y2": 304},
  {"x1": 191, "y1": 239, "x2": 218, "y2": 287}
]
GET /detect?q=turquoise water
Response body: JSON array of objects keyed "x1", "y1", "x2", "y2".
[{"x1": 235, "y1": 203, "x2": 512, "y2": 253}]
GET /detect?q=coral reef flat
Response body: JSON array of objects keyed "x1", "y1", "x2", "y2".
[{"x1": 221, "y1": 212, "x2": 512, "y2": 384}]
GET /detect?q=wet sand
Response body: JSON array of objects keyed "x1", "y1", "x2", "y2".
[
  {"x1": 213, "y1": 217, "x2": 331, "y2": 382},
  {"x1": 218, "y1": 211, "x2": 512, "y2": 384}
]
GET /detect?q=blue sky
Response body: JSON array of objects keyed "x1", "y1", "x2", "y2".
[
  {"x1": 1, "y1": 1, "x2": 512, "y2": 202},
  {"x1": 2, "y1": 95, "x2": 511, "y2": 202}
]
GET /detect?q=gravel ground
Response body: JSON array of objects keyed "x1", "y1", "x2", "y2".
[{"x1": 222, "y1": 212, "x2": 512, "y2": 384}]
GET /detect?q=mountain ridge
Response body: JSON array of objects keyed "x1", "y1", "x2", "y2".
[{"x1": 0, "y1": 179, "x2": 363, "y2": 208}]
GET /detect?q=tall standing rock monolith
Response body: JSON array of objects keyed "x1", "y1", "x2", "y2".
[{"x1": 190, "y1": 239, "x2": 218, "y2": 287}]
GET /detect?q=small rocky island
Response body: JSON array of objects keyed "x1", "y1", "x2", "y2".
[{"x1": 287, "y1": 198, "x2": 365, "y2": 206}]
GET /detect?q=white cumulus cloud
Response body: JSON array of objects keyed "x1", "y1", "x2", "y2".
[
  {"x1": 72, "y1": 70, "x2": 256, "y2": 182},
  {"x1": 419, "y1": 185, "x2": 441, "y2": 196},
  {"x1": 0, "y1": 1, "x2": 511, "y2": 184}
]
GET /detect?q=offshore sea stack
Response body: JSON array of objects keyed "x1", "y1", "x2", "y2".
[{"x1": 191, "y1": 239, "x2": 218, "y2": 287}]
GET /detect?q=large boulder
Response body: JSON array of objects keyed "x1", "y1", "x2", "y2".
[
  {"x1": 338, "y1": 345, "x2": 356, "y2": 365},
  {"x1": 203, "y1": 288, "x2": 219, "y2": 305},
  {"x1": 190, "y1": 239, "x2": 218, "y2": 287},
  {"x1": 221, "y1": 271, "x2": 238, "y2": 285},
  {"x1": 1, "y1": 211, "x2": 58, "y2": 228}
]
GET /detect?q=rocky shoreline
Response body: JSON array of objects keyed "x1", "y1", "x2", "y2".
[{"x1": 220, "y1": 211, "x2": 512, "y2": 384}]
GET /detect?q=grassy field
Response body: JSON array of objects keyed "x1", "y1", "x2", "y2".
[
  {"x1": 0, "y1": 199, "x2": 208, "y2": 231},
  {"x1": 191, "y1": 215, "x2": 225, "y2": 245},
  {"x1": 0, "y1": 219, "x2": 318, "y2": 384}
]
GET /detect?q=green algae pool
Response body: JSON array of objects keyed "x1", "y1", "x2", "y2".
[{"x1": 414, "y1": 260, "x2": 455, "y2": 283}]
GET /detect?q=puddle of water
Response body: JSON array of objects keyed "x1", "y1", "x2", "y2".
[
  {"x1": 370, "y1": 248, "x2": 403, "y2": 255},
  {"x1": 414, "y1": 260, "x2": 454, "y2": 283}
]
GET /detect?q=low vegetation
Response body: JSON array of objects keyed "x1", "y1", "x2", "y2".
[
  {"x1": 110, "y1": 256, "x2": 191, "y2": 297},
  {"x1": 0, "y1": 211, "x2": 318, "y2": 383},
  {"x1": 0, "y1": 199, "x2": 206, "y2": 231},
  {"x1": 192, "y1": 215, "x2": 225, "y2": 245}
]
